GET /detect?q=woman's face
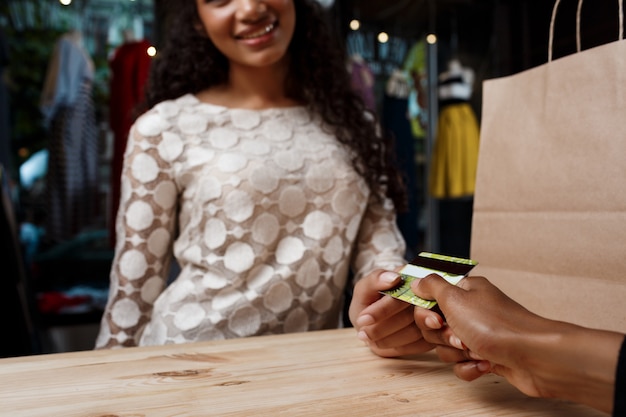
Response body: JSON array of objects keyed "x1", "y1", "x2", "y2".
[{"x1": 195, "y1": 0, "x2": 296, "y2": 70}]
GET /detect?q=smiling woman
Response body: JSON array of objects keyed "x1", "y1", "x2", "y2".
[
  {"x1": 94, "y1": 0, "x2": 423, "y2": 357},
  {"x1": 195, "y1": 0, "x2": 296, "y2": 85}
]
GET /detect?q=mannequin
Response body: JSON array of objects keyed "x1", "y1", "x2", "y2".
[
  {"x1": 429, "y1": 58, "x2": 480, "y2": 257},
  {"x1": 40, "y1": 29, "x2": 98, "y2": 243},
  {"x1": 122, "y1": 28, "x2": 136, "y2": 43},
  {"x1": 437, "y1": 59, "x2": 475, "y2": 102}
]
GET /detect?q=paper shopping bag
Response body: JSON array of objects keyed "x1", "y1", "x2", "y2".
[{"x1": 470, "y1": 36, "x2": 626, "y2": 332}]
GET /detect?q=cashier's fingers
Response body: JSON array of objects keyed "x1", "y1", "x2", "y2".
[
  {"x1": 452, "y1": 360, "x2": 493, "y2": 382},
  {"x1": 434, "y1": 344, "x2": 483, "y2": 363},
  {"x1": 413, "y1": 304, "x2": 444, "y2": 330},
  {"x1": 434, "y1": 345, "x2": 491, "y2": 381},
  {"x1": 413, "y1": 308, "x2": 467, "y2": 349},
  {"x1": 410, "y1": 273, "x2": 463, "y2": 303}
]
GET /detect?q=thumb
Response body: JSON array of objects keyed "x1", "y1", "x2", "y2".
[
  {"x1": 374, "y1": 270, "x2": 403, "y2": 290},
  {"x1": 357, "y1": 270, "x2": 402, "y2": 298},
  {"x1": 410, "y1": 273, "x2": 453, "y2": 301},
  {"x1": 350, "y1": 270, "x2": 401, "y2": 313}
]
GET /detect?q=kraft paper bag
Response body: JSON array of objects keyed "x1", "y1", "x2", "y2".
[{"x1": 471, "y1": 28, "x2": 626, "y2": 331}]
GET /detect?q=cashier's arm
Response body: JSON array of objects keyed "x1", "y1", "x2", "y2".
[
  {"x1": 412, "y1": 274, "x2": 624, "y2": 415},
  {"x1": 348, "y1": 269, "x2": 435, "y2": 358}
]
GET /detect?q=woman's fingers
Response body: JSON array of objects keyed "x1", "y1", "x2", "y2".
[
  {"x1": 357, "y1": 296, "x2": 413, "y2": 336},
  {"x1": 349, "y1": 270, "x2": 402, "y2": 326},
  {"x1": 366, "y1": 335, "x2": 435, "y2": 358}
]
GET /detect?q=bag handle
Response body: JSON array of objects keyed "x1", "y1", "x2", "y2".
[{"x1": 549, "y1": 0, "x2": 624, "y2": 62}]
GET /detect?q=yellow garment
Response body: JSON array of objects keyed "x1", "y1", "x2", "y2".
[{"x1": 429, "y1": 103, "x2": 480, "y2": 199}]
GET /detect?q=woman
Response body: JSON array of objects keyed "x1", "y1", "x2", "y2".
[{"x1": 96, "y1": 0, "x2": 427, "y2": 355}]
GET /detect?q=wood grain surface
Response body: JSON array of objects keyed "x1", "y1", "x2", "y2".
[{"x1": 0, "y1": 328, "x2": 606, "y2": 416}]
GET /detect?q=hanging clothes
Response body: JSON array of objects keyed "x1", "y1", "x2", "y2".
[
  {"x1": 402, "y1": 40, "x2": 428, "y2": 139},
  {"x1": 382, "y1": 69, "x2": 421, "y2": 257},
  {"x1": 429, "y1": 60, "x2": 480, "y2": 199},
  {"x1": 40, "y1": 31, "x2": 98, "y2": 243},
  {"x1": 347, "y1": 54, "x2": 376, "y2": 113},
  {"x1": 108, "y1": 37, "x2": 152, "y2": 248}
]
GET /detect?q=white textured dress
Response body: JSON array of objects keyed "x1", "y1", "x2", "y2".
[{"x1": 95, "y1": 94, "x2": 406, "y2": 348}]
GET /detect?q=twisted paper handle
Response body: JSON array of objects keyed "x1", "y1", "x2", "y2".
[{"x1": 548, "y1": 0, "x2": 624, "y2": 62}]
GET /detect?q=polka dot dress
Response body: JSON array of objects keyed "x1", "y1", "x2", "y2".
[{"x1": 95, "y1": 94, "x2": 406, "y2": 348}]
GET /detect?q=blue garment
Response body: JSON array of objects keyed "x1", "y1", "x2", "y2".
[{"x1": 40, "y1": 32, "x2": 93, "y2": 126}]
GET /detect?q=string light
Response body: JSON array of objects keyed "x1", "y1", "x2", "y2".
[
  {"x1": 147, "y1": 46, "x2": 157, "y2": 57},
  {"x1": 377, "y1": 32, "x2": 389, "y2": 44},
  {"x1": 349, "y1": 19, "x2": 360, "y2": 31},
  {"x1": 426, "y1": 33, "x2": 438, "y2": 44},
  {"x1": 59, "y1": 0, "x2": 72, "y2": 5}
]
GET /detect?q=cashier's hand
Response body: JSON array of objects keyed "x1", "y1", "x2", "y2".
[
  {"x1": 413, "y1": 274, "x2": 625, "y2": 416},
  {"x1": 349, "y1": 269, "x2": 435, "y2": 358},
  {"x1": 411, "y1": 274, "x2": 550, "y2": 398}
]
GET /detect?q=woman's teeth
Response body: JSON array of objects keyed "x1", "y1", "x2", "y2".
[{"x1": 240, "y1": 23, "x2": 275, "y2": 39}]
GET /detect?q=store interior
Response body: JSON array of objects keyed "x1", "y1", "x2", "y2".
[{"x1": 0, "y1": 0, "x2": 620, "y2": 357}]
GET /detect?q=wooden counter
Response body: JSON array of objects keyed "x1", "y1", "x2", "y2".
[{"x1": 0, "y1": 328, "x2": 605, "y2": 416}]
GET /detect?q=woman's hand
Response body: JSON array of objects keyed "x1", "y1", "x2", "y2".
[{"x1": 349, "y1": 269, "x2": 434, "y2": 357}]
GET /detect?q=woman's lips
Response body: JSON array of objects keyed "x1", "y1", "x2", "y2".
[{"x1": 236, "y1": 22, "x2": 277, "y2": 40}]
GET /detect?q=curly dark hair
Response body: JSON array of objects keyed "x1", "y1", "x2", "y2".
[{"x1": 144, "y1": 0, "x2": 407, "y2": 212}]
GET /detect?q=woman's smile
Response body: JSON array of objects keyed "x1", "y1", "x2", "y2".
[
  {"x1": 197, "y1": 0, "x2": 295, "y2": 69},
  {"x1": 235, "y1": 21, "x2": 277, "y2": 40}
]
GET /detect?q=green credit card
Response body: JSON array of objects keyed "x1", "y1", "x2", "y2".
[{"x1": 381, "y1": 252, "x2": 478, "y2": 309}]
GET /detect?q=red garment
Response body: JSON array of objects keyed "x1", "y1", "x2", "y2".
[
  {"x1": 38, "y1": 291, "x2": 91, "y2": 314},
  {"x1": 108, "y1": 40, "x2": 152, "y2": 247}
]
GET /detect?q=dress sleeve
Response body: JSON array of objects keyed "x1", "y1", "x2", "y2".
[
  {"x1": 95, "y1": 122, "x2": 179, "y2": 348},
  {"x1": 614, "y1": 335, "x2": 626, "y2": 416},
  {"x1": 351, "y1": 193, "x2": 406, "y2": 283}
]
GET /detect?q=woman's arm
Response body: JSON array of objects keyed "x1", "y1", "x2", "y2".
[
  {"x1": 95, "y1": 119, "x2": 178, "y2": 349},
  {"x1": 348, "y1": 195, "x2": 433, "y2": 357}
]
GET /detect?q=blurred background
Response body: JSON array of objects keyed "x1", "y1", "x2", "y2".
[{"x1": 0, "y1": 0, "x2": 621, "y2": 357}]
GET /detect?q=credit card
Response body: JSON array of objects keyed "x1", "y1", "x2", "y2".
[{"x1": 381, "y1": 252, "x2": 478, "y2": 309}]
